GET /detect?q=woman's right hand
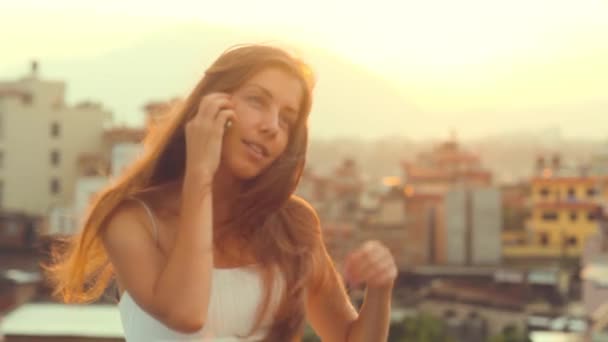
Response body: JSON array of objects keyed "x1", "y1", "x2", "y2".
[{"x1": 184, "y1": 93, "x2": 236, "y2": 189}]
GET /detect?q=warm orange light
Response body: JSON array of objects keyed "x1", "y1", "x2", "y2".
[
  {"x1": 542, "y1": 168, "x2": 553, "y2": 178},
  {"x1": 382, "y1": 176, "x2": 401, "y2": 187},
  {"x1": 403, "y1": 185, "x2": 415, "y2": 197}
]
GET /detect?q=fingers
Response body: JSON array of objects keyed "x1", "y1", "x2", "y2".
[
  {"x1": 343, "y1": 240, "x2": 397, "y2": 289},
  {"x1": 346, "y1": 240, "x2": 380, "y2": 267},
  {"x1": 194, "y1": 93, "x2": 233, "y2": 124},
  {"x1": 187, "y1": 93, "x2": 236, "y2": 136},
  {"x1": 367, "y1": 259, "x2": 398, "y2": 288},
  {"x1": 182, "y1": 93, "x2": 237, "y2": 183},
  {"x1": 351, "y1": 253, "x2": 391, "y2": 285},
  {"x1": 212, "y1": 108, "x2": 237, "y2": 138}
]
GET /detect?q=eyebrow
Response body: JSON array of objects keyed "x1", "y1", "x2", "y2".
[{"x1": 246, "y1": 84, "x2": 299, "y2": 117}]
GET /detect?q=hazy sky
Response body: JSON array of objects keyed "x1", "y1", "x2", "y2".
[{"x1": 2, "y1": 0, "x2": 607, "y2": 138}]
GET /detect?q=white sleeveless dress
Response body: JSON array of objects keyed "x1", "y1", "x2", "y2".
[{"x1": 118, "y1": 198, "x2": 283, "y2": 342}]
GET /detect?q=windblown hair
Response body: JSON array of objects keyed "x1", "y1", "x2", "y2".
[{"x1": 45, "y1": 44, "x2": 339, "y2": 341}]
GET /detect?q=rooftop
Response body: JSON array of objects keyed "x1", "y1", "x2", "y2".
[{"x1": 1, "y1": 303, "x2": 123, "y2": 338}]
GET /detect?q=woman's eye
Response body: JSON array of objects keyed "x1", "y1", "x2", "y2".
[
  {"x1": 248, "y1": 95, "x2": 265, "y2": 107},
  {"x1": 280, "y1": 115, "x2": 295, "y2": 129},
  {"x1": 279, "y1": 117, "x2": 289, "y2": 127}
]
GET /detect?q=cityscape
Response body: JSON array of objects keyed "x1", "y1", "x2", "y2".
[{"x1": 0, "y1": 57, "x2": 607, "y2": 342}]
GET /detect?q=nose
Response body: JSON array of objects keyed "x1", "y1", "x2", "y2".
[{"x1": 259, "y1": 107, "x2": 280, "y2": 137}]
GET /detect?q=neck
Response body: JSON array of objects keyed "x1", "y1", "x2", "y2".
[
  {"x1": 211, "y1": 164, "x2": 243, "y2": 225},
  {"x1": 158, "y1": 167, "x2": 242, "y2": 223}
]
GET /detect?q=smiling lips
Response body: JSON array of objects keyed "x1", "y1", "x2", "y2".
[{"x1": 242, "y1": 139, "x2": 268, "y2": 159}]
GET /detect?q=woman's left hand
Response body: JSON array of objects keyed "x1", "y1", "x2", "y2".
[{"x1": 343, "y1": 240, "x2": 397, "y2": 290}]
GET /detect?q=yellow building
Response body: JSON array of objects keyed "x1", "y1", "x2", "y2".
[{"x1": 526, "y1": 177, "x2": 605, "y2": 256}]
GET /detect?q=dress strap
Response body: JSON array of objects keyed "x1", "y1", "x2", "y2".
[{"x1": 129, "y1": 197, "x2": 159, "y2": 246}]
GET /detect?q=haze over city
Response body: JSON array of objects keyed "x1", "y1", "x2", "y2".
[{"x1": 2, "y1": 0, "x2": 607, "y2": 139}]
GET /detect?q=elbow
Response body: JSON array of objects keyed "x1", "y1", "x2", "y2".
[
  {"x1": 171, "y1": 319, "x2": 205, "y2": 334},
  {"x1": 162, "y1": 308, "x2": 207, "y2": 333}
]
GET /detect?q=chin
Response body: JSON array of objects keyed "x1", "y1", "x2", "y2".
[
  {"x1": 232, "y1": 169, "x2": 261, "y2": 180},
  {"x1": 227, "y1": 159, "x2": 266, "y2": 180}
]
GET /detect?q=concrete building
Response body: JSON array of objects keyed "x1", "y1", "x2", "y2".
[
  {"x1": 0, "y1": 62, "x2": 112, "y2": 215},
  {"x1": 43, "y1": 115, "x2": 146, "y2": 236},
  {"x1": 400, "y1": 135, "x2": 495, "y2": 267},
  {"x1": 403, "y1": 193, "x2": 445, "y2": 266},
  {"x1": 444, "y1": 187, "x2": 502, "y2": 266}
]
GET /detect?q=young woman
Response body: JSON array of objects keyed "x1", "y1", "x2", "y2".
[{"x1": 46, "y1": 44, "x2": 397, "y2": 341}]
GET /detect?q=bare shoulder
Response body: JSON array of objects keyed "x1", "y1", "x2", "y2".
[{"x1": 101, "y1": 200, "x2": 153, "y2": 247}]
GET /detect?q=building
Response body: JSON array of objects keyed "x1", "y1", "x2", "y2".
[
  {"x1": 142, "y1": 98, "x2": 181, "y2": 129},
  {"x1": 526, "y1": 176, "x2": 605, "y2": 258},
  {"x1": 401, "y1": 135, "x2": 492, "y2": 195},
  {"x1": 0, "y1": 61, "x2": 112, "y2": 215},
  {"x1": 418, "y1": 279, "x2": 528, "y2": 339},
  {"x1": 581, "y1": 214, "x2": 608, "y2": 336},
  {"x1": 444, "y1": 187, "x2": 502, "y2": 266},
  {"x1": 501, "y1": 181, "x2": 529, "y2": 231},
  {"x1": 299, "y1": 160, "x2": 414, "y2": 271},
  {"x1": 400, "y1": 136, "x2": 497, "y2": 267},
  {"x1": 534, "y1": 153, "x2": 569, "y2": 178},
  {"x1": 297, "y1": 158, "x2": 363, "y2": 222},
  {"x1": 358, "y1": 185, "x2": 409, "y2": 270},
  {"x1": 43, "y1": 127, "x2": 144, "y2": 237},
  {"x1": 102, "y1": 126, "x2": 145, "y2": 176},
  {"x1": 43, "y1": 106, "x2": 152, "y2": 237},
  {"x1": 0, "y1": 212, "x2": 41, "y2": 250},
  {"x1": 589, "y1": 145, "x2": 608, "y2": 177},
  {"x1": 402, "y1": 193, "x2": 445, "y2": 266}
]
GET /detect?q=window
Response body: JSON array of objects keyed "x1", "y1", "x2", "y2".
[
  {"x1": 570, "y1": 211, "x2": 578, "y2": 221},
  {"x1": 588, "y1": 212, "x2": 597, "y2": 221},
  {"x1": 542, "y1": 212, "x2": 559, "y2": 221},
  {"x1": 50, "y1": 178, "x2": 61, "y2": 195},
  {"x1": 566, "y1": 236, "x2": 578, "y2": 247},
  {"x1": 588, "y1": 188, "x2": 597, "y2": 197},
  {"x1": 539, "y1": 188, "x2": 550, "y2": 197},
  {"x1": 567, "y1": 188, "x2": 576, "y2": 200},
  {"x1": 50, "y1": 121, "x2": 60, "y2": 138},
  {"x1": 50, "y1": 150, "x2": 60, "y2": 166},
  {"x1": 540, "y1": 233, "x2": 549, "y2": 246},
  {"x1": 4, "y1": 222, "x2": 19, "y2": 236}
]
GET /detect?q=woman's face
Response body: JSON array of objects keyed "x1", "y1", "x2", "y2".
[{"x1": 220, "y1": 67, "x2": 303, "y2": 180}]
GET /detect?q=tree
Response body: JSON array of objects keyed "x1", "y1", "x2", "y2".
[
  {"x1": 388, "y1": 313, "x2": 457, "y2": 342},
  {"x1": 488, "y1": 325, "x2": 531, "y2": 342}
]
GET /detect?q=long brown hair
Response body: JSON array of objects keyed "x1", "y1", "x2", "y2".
[{"x1": 45, "y1": 44, "x2": 338, "y2": 341}]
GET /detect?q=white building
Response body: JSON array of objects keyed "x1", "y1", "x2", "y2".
[
  {"x1": 111, "y1": 142, "x2": 143, "y2": 177},
  {"x1": 0, "y1": 61, "x2": 112, "y2": 215},
  {"x1": 46, "y1": 138, "x2": 144, "y2": 236}
]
